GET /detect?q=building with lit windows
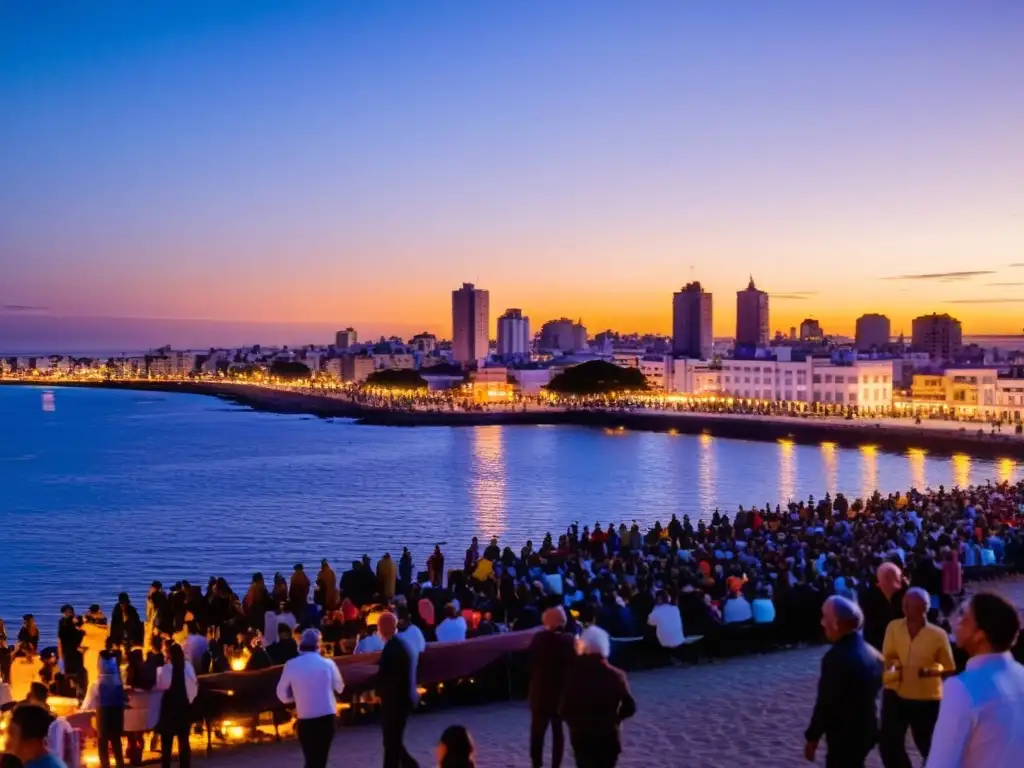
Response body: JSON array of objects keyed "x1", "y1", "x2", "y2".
[{"x1": 451, "y1": 282, "x2": 490, "y2": 365}]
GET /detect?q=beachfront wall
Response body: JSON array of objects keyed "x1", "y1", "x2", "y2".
[{"x1": 64, "y1": 628, "x2": 541, "y2": 740}]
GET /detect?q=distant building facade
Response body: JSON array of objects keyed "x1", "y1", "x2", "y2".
[
  {"x1": 671, "y1": 357, "x2": 893, "y2": 409},
  {"x1": 451, "y1": 282, "x2": 490, "y2": 365},
  {"x1": 912, "y1": 313, "x2": 962, "y2": 362},
  {"x1": 855, "y1": 314, "x2": 891, "y2": 351},
  {"x1": 409, "y1": 332, "x2": 437, "y2": 354},
  {"x1": 538, "y1": 318, "x2": 587, "y2": 353},
  {"x1": 735, "y1": 277, "x2": 769, "y2": 347},
  {"x1": 672, "y1": 282, "x2": 713, "y2": 359},
  {"x1": 335, "y1": 328, "x2": 358, "y2": 350},
  {"x1": 799, "y1": 318, "x2": 823, "y2": 342},
  {"x1": 497, "y1": 308, "x2": 531, "y2": 358}
]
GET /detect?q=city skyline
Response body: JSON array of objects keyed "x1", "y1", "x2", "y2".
[{"x1": 3, "y1": 2, "x2": 1024, "y2": 349}]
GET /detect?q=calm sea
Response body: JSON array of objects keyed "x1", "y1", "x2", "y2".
[{"x1": 0, "y1": 385, "x2": 1017, "y2": 639}]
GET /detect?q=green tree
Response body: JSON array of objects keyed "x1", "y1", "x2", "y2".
[
  {"x1": 545, "y1": 360, "x2": 649, "y2": 395},
  {"x1": 269, "y1": 361, "x2": 312, "y2": 380},
  {"x1": 365, "y1": 368, "x2": 429, "y2": 390}
]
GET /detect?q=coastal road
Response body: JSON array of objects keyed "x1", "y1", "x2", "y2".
[{"x1": 199, "y1": 578, "x2": 1024, "y2": 767}]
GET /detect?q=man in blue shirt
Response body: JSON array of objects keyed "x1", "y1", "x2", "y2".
[{"x1": 5, "y1": 703, "x2": 68, "y2": 767}]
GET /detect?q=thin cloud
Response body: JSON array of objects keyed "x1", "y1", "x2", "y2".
[
  {"x1": 944, "y1": 298, "x2": 1024, "y2": 304},
  {"x1": 986, "y1": 281, "x2": 1024, "y2": 287},
  {"x1": 1, "y1": 304, "x2": 49, "y2": 312},
  {"x1": 1011, "y1": 263, "x2": 1024, "y2": 267},
  {"x1": 883, "y1": 271, "x2": 995, "y2": 281},
  {"x1": 770, "y1": 291, "x2": 817, "y2": 300}
]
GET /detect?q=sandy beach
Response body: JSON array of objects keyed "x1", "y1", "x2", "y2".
[{"x1": 195, "y1": 579, "x2": 1024, "y2": 767}]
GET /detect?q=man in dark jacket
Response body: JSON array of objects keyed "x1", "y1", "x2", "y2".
[
  {"x1": 560, "y1": 626, "x2": 636, "y2": 768},
  {"x1": 805, "y1": 595, "x2": 884, "y2": 767},
  {"x1": 377, "y1": 612, "x2": 419, "y2": 767},
  {"x1": 528, "y1": 607, "x2": 576, "y2": 768},
  {"x1": 861, "y1": 562, "x2": 906, "y2": 651},
  {"x1": 109, "y1": 593, "x2": 144, "y2": 650}
]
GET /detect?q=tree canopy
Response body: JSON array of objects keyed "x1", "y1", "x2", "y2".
[
  {"x1": 269, "y1": 361, "x2": 312, "y2": 380},
  {"x1": 545, "y1": 360, "x2": 649, "y2": 395},
  {"x1": 365, "y1": 368, "x2": 429, "y2": 390}
]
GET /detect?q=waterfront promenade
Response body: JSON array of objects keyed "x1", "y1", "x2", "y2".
[
  {"x1": 200, "y1": 580, "x2": 1024, "y2": 768},
  {"x1": 5, "y1": 378, "x2": 1024, "y2": 459}
]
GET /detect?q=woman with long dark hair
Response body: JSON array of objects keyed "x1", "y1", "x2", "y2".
[{"x1": 155, "y1": 642, "x2": 198, "y2": 768}]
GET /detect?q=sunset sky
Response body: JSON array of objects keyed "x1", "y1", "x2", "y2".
[{"x1": 2, "y1": 1, "x2": 1023, "y2": 350}]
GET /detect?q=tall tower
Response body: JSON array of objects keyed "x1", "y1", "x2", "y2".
[
  {"x1": 451, "y1": 283, "x2": 490, "y2": 365},
  {"x1": 497, "y1": 308, "x2": 531, "y2": 359},
  {"x1": 672, "y1": 282, "x2": 713, "y2": 359},
  {"x1": 735, "y1": 276, "x2": 769, "y2": 347}
]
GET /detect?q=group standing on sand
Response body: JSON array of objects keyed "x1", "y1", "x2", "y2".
[{"x1": 3, "y1": 478, "x2": 1024, "y2": 766}]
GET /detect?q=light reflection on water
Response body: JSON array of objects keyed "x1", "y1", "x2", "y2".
[{"x1": 0, "y1": 385, "x2": 1019, "y2": 635}]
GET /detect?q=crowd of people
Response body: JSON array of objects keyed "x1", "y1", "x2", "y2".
[{"x1": 2, "y1": 478, "x2": 1024, "y2": 767}]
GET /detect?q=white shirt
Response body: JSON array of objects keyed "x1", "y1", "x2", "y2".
[
  {"x1": 752, "y1": 598, "x2": 776, "y2": 624},
  {"x1": 276, "y1": 651, "x2": 344, "y2": 720},
  {"x1": 435, "y1": 616, "x2": 468, "y2": 643},
  {"x1": 48, "y1": 714, "x2": 74, "y2": 763},
  {"x1": 722, "y1": 596, "x2": 753, "y2": 624},
  {"x1": 156, "y1": 662, "x2": 199, "y2": 703},
  {"x1": 647, "y1": 603, "x2": 685, "y2": 648},
  {"x1": 927, "y1": 652, "x2": 1024, "y2": 768},
  {"x1": 182, "y1": 634, "x2": 208, "y2": 669},
  {"x1": 355, "y1": 633, "x2": 385, "y2": 655},
  {"x1": 398, "y1": 625, "x2": 426, "y2": 656},
  {"x1": 264, "y1": 611, "x2": 297, "y2": 645}
]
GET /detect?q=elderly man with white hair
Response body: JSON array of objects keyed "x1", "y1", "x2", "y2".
[
  {"x1": 559, "y1": 626, "x2": 636, "y2": 768},
  {"x1": 879, "y1": 587, "x2": 955, "y2": 768},
  {"x1": 276, "y1": 629, "x2": 344, "y2": 768},
  {"x1": 862, "y1": 561, "x2": 907, "y2": 651},
  {"x1": 805, "y1": 596, "x2": 884, "y2": 768}
]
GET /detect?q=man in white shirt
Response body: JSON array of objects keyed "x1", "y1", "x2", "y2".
[
  {"x1": 181, "y1": 621, "x2": 208, "y2": 670},
  {"x1": 927, "y1": 592, "x2": 1024, "y2": 768},
  {"x1": 723, "y1": 593, "x2": 753, "y2": 624},
  {"x1": 276, "y1": 629, "x2": 344, "y2": 768},
  {"x1": 354, "y1": 626, "x2": 385, "y2": 655},
  {"x1": 434, "y1": 604, "x2": 467, "y2": 643},
  {"x1": 264, "y1": 603, "x2": 297, "y2": 646},
  {"x1": 647, "y1": 591, "x2": 685, "y2": 649}
]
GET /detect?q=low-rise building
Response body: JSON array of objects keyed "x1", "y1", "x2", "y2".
[
  {"x1": 910, "y1": 367, "x2": 1001, "y2": 414},
  {"x1": 669, "y1": 356, "x2": 892, "y2": 409},
  {"x1": 470, "y1": 365, "x2": 514, "y2": 403},
  {"x1": 372, "y1": 353, "x2": 416, "y2": 371},
  {"x1": 340, "y1": 355, "x2": 375, "y2": 384}
]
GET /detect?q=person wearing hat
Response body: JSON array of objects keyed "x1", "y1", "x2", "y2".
[
  {"x1": 81, "y1": 651, "x2": 127, "y2": 768},
  {"x1": 276, "y1": 629, "x2": 344, "y2": 768},
  {"x1": 109, "y1": 593, "x2": 143, "y2": 651},
  {"x1": 57, "y1": 605, "x2": 85, "y2": 683}
]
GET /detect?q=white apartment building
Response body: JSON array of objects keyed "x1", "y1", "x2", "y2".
[
  {"x1": 670, "y1": 357, "x2": 893, "y2": 408},
  {"x1": 997, "y1": 377, "x2": 1024, "y2": 419},
  {"x1": 637, "y1": 356, "x2": 671, "y2": 390}
]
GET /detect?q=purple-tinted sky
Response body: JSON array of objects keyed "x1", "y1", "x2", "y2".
[{"x1": 2, "y1": 1, "x2": 1023, "y2": 351}]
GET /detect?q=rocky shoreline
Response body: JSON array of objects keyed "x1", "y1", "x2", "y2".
[{"x1": 5, "y1": 379, "x2": 1024, "y2": 459}]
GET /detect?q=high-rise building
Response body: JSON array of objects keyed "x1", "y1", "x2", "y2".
[
  {"x1": 799, "y1": 318, "x2": 823, "y2": 342},
  {"x1": 735, "y1": 276, "x2": 769, "y2": 347},
  {"x1": 855, "y1": 314, "x2": 891, "y2": 351},
  {"x1": 451, "y1": 282, "x2": 490, "y2": 365},
  {"x1": 497, "y1": 308, "x2": 531, "y2": 358},
  {"x1": 335, "y1": 328, "x2": 357, "y2": 350},
  {"x1": 672, "y1": 282, "x2": 713, "y2": 359},
  {"x1": 912, "y1": 313, "x2": 962, "y2": 361},
  {"x1": 537, "y1": 318, "x2": 587, "y2": 352}
]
